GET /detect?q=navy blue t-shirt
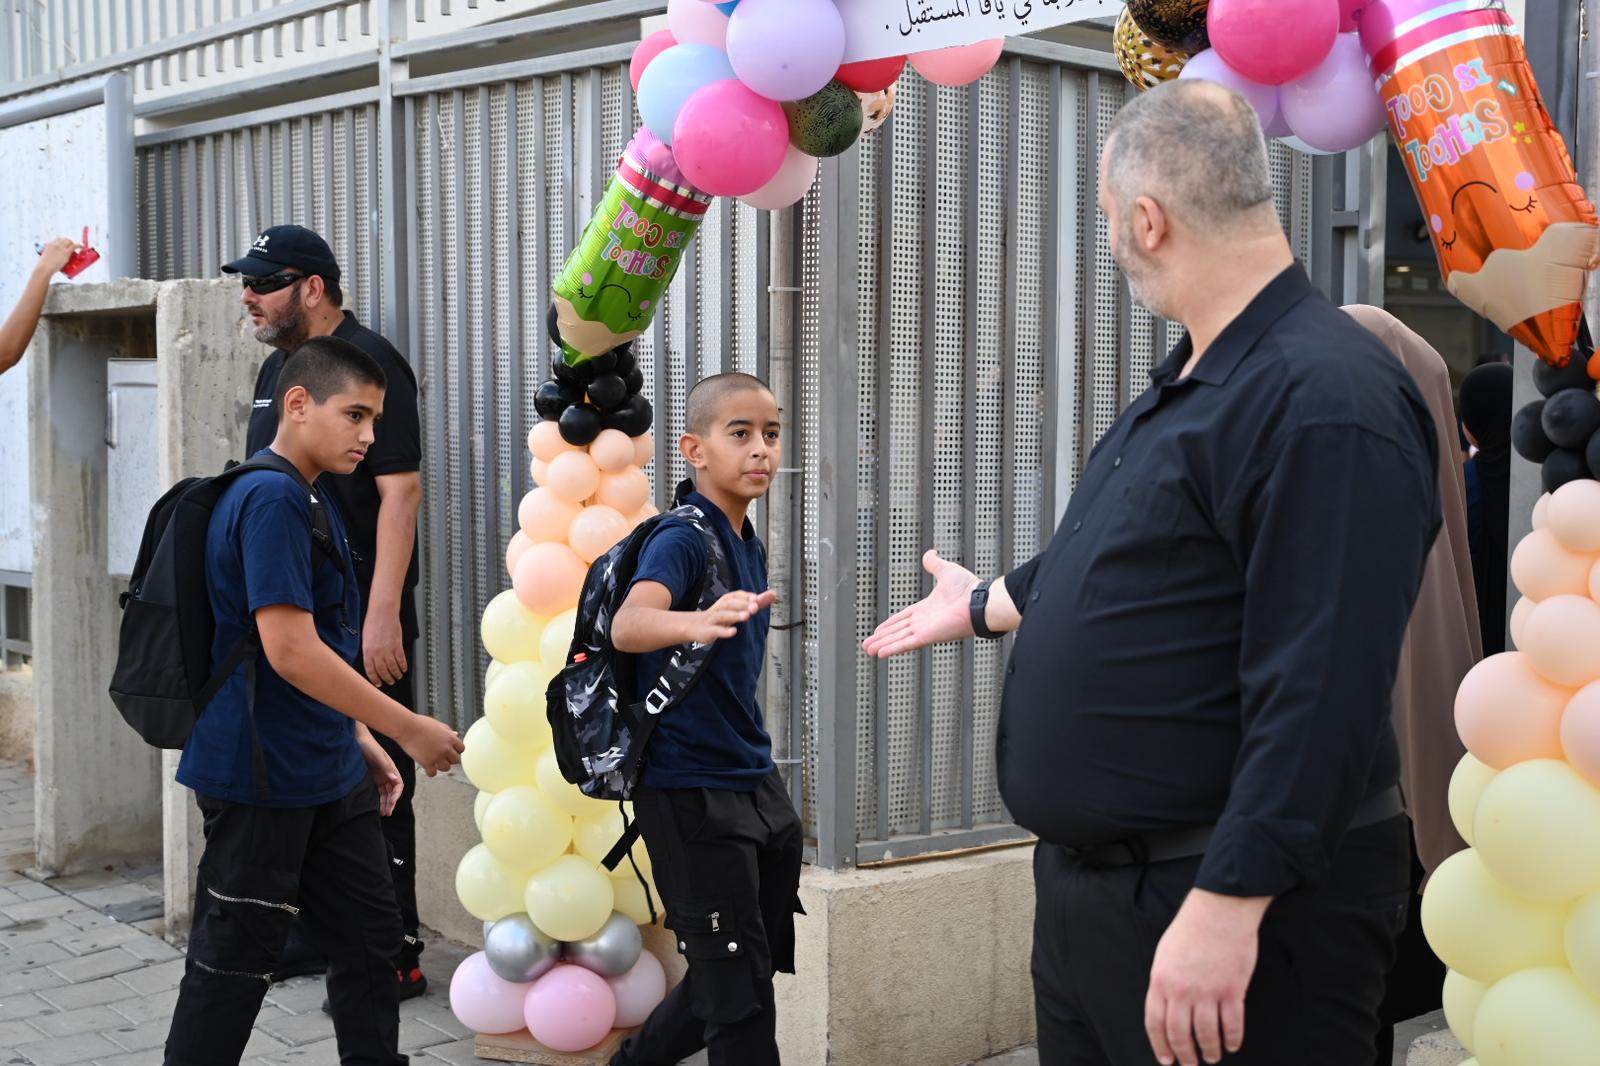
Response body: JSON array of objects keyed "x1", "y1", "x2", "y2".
[
  {"x1": 177, "y1": 451, "x2": 367, "y2": 807},
  {"x1": 631, "y1": 491, "x2": 773, "y2": 791}
]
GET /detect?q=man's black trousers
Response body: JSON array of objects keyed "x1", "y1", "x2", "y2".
[
  {"x1": 163, "y1": 780, "x2": 406, "y2": 1066},
  {"x1": 1031, "y1": 815, "x2": 1410, "y2": 1066}
]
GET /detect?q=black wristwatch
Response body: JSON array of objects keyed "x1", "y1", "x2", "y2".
[{"x1": 970, "y1": 580, "x2": 1002, "y2": 640}]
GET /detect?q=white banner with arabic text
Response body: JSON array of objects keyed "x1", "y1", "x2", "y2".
[{"x1": 838, "y1": 0, "x2": 1126, "y2": 63}]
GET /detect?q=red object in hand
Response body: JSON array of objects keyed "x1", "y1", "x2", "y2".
[{"x1": 60, "y1": 226, "x2": 99, "y2": 279}]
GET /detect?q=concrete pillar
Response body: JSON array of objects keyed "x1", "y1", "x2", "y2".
[
  {"x1": 29, "y1": 280, "x2": 163, "y2": 875},
  {"x1": 153, "y1": 279, "x2": 259, "y2": 936}
]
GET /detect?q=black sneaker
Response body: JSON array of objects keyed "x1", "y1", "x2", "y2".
[{"x1": 322, "y1": 968, "x2": 428, "y2": 1014}]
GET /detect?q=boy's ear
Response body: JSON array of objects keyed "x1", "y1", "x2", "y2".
[
  {"x1": 281, "y1": 384, "x2": 312, "y2": 423},
  {"x1": 679, "y1": 432, "x2": 707, "y2": 470}
]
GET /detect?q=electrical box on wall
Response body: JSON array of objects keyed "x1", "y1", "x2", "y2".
[{"x1": 106, "y1": 358, "x2": 159, "y2": 577}]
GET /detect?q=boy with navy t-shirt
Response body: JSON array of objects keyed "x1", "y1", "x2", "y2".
[
  {"x1": 610, "y1": 373, "x2": 803, "y2": 1066},
  {"x1": 164, "y1": 337, "x2": 463, "y2": 1066}
]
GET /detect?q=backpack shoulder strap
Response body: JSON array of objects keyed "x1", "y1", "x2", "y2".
[{"x1": 225, "y1": 454, "x2": 339, "y2": 566}]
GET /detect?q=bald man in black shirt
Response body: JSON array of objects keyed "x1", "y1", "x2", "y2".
[{"x1": 866, "y1": 81, "x2": 1438, "y2": 1066}]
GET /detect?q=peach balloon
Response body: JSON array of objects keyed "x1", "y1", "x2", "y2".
[
  {"x1": 632, "y1": 502, "x2": 660, "y2": 527},
  {"x1": 545, "y1": 451, "x2": 601, "y2": 505},
  {"x1": 1548, "y1": 480, "x2": 1600, "y2": 554},
  {"x1": 520, "y1": 487, "x2": 583, "y2": 545},
  {"x1": 568, "y1": 505, "x2": 631, "y2": 564},
  {"x1": 1533, "y1": 493, "x2": 1552, "y2": 530},
  {"x1": 532, "y1": 458, "x2": 550, "y2": 486},
  {"x1": 1455, "y1": 652, "x2": 1570, "y2": 769},
  {"x1": 632, "y1": 431, "x2": 655, "y2": 468},
  {"x1": 1522, "y1": 595, "x2": 1600, "y2": 688},
  {"x1": 1511, "y1": 529, "x2": 1595, "y2": 602},
  {"x1": 1563, "y1": 681, "x2": 1600, "y2": 788},
  {"x1": 590, "y1": 429, "x2": 635, "y2": 473},
  {"x1": 1590, "y1": 558, "x2": 1600, "y2": 605},
  {"x1": 1510, "y1": 597, "x2": 1536, "y2": 650},
  {"x1": 595, "y1": 466, "x2": 650, "y2": 515},
  {"x1": 529, "y1": 420, "x2": 577, "y2": 463},
  {"x1": 512, "y1": 541, "x2": 588, "y2": 615},
  {"x1": 506, "y1": 530, "x2": 533, "y2": 577}
]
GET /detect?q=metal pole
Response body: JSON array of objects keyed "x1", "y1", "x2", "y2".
[{"x1": 764, "y1": 204, "x2": 799, "y2": 804}]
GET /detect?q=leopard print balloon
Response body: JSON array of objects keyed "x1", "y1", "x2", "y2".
[
  {"x1": 1115, "y1": 8, "x2": 1191, "y2": 93},
  {"x1": 1128, "y1": 0, "x2": 1211, "y2": 54}
]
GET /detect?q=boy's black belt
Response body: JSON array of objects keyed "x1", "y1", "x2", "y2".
[{"x1": 1056, "y1": 784, "x2": 1405, "y2": 871}]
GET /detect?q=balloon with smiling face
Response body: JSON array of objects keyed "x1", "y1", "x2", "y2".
[{"x1": 1362, "y1": 0, "x2": 1598, "y2": 366}]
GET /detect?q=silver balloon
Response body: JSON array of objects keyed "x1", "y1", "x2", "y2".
[
  {"x1": 484, "y1": 914, "x2": 562, "y2": 984},
  {"x1": 566, "y1": 911, "x2": 643, "y2": 978}
]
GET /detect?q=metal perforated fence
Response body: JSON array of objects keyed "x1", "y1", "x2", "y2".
[{"x1": 130, "y1": 7, "x2": 1334, "y2": 869}]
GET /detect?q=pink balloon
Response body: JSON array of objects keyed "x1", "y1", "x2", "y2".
[
  {"x1": 1563, "y1": 682, "x2": 1600, "y2": 788},
  {"x1": 450, "y1": 951, "x2": 534, "y2": 1035},
  {"x1": 528, "y1": 420, "x2": 575, "y2": 463},
  {"x1": 545, "y1": 450, "x2": 601, "y2": 505},
  {"x1": 1521, "y1": 595, "x2": 1600, "y2": 689},
  {"x1": 1512, "y1": 528, "x2": 1596, "y2": 602},
  {"x1": 1178, "y1": 49, "x2": 1282, "y2": 137},
  {"x1": 595, "y1": 466, "x2": 652, "y2": 516},
  {"x1": 606, "y1": 950, "x2": 667, "y2": 1028},
  {"x1": 520, "y1": 487, "x2": 582, "y2": 545},
  {"x1": 1338, "y1": 0, "x2": 1368, "y2": 32},
  {"x1": 740, "y1": 145, "x2": 819, "y2": 211},
  {"x1": 908, "y1": 37, "x2": 1004, "y2": 88},
  {"x1": 667, "y1": 0, "x2": 728, "y2": 48},
  {"x1": 630, "y1": 29, "x2": 679, "y2": 92},
  {"x1": 512, "y1": 541, "x2": 588, "y2": 616},
  {"x1": 506, "y1": 530, "x2": 533, "y2": 578},
  {"x1": 590, "y1": 429, "x2": 636, "y2": 473},
  {"x1": 1455, "y1": 652, "x2": 1571, "y2": 769},
  {"x1": 568, "y1": 505, "x2": 631, "y2": 564},
  {"x1": 524, "y1": 965, "x2": 618, "y2": 1053},
  {"x1": 672, "y1": 80, "x2": 788, "y2": 198},
  {"x1": 1209, "y1": 0, "x2": 1339, "y2": 86},
  {"x1": 1278, "y1": 33, "x2": 1385, "y2": 152}
]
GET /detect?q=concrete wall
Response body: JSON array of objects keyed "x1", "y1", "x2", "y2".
[{"x1": 0, "y1": 667, "x2": 33, "y2": 765}]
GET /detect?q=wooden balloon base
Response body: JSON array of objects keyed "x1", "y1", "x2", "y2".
[{"x1": 473, "y1": 1028, "x2": 632, "y2": 1064}]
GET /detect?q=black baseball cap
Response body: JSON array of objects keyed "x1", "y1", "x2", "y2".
[{"x1": 222, "y1": 224, "x2": 341, "y2": 282}]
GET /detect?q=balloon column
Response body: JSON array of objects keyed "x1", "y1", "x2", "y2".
[
  {"x1": 451, "y1": 418, "x2": 666, "y2": 1050},
  {"x1": 1424, "y1": 478, "x2": 1600, "y2": 1065}
]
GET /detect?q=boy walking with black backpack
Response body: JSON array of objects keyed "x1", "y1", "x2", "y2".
[
  {"x1": 162, "y1": 336, "x2": 463, "y2": 1066},
  {"x1": 607, "y1": 373, "x2": 802, "y2": 1066}
]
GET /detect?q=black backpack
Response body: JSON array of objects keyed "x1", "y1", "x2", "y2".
[
  {"x1": 109, "y1": 454, "x2": 340, "y2": 791},
  {"x1": 546, "y1": 481, "x2": 738, "y2": 810}
]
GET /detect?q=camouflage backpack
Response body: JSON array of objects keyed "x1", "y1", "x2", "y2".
[{"x1": 545, "y1": 480, "x2": 737, "y2": 814}]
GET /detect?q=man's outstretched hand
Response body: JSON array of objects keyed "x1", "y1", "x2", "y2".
[{"x1": 863, "y1": 550, "x2": 981, "y2": 658}]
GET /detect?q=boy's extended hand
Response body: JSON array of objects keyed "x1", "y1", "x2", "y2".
[
  {"x1": 689, "y1": 590, "x2": 777, "y2": 643},
  {"x1": 356, "y1": 727, "x2": 404, "y2": 815},
  {"x1": 397, "y1": 714, "x2": 465, "y2": 777}
]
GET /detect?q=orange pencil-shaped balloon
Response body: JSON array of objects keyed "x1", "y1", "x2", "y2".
[{"x1": 1362, "y1": 0, "x2": 1597, "y2": 365}]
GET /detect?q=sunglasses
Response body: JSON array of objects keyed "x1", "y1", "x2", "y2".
[{"x1": 240, "y1": 271, "x2": 305, "y2": 295}]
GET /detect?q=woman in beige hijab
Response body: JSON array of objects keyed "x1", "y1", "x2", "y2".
[{"x1": 1345, "y1": 304, "x2": 1483, "y2": 1064}]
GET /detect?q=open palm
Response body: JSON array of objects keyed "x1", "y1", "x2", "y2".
[{"x1": 863, "y1": 550, "x2": 979, "y2": 658}]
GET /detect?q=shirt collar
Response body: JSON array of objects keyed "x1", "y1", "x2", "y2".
[
  {"x1": 1151, "y1": 264, "x2": 1316, "y2": 388},
  {"x1": 686, "y1": 490, "x2": 757, "y2": 542},
  {"x1": 333, "y1": 310, "x2": 362, "y2": 340}
]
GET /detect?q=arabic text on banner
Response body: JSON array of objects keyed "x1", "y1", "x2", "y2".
[{"x1": 837, "y1": 0, "x2": 1126, "y2": 64}]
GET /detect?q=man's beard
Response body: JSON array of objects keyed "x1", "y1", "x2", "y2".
[
  {"x1": 1114, "y1": 220, "x2": 1170, "y2": 320},
  {"x1": 255, "y1": 304, "x2": 308, "y2": 348}
]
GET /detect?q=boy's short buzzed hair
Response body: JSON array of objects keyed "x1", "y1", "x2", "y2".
[
  {"x1": 685, "y1": 372, "x2": 775, "y2": 436},
  {"x1": 277, "y1": 335, "x2": 386, "y2": 407}
]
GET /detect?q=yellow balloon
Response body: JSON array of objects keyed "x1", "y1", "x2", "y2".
[
  {"x1": 460, "y1": 718, "x2": 541, "y2": 794},
  {"x1": 541, "y1": 608, "x2": 578, "y2": 674},
  {"x1": 1422, "y1": 849, "x2": 1569, "y2": 983},
  {"x1": 486, "y1": 660, "x2": 506, "y2": 691},
  {"x1": 481, "y1": 589, "x2": 546, "y2": 664},
  {"x1": 574, "y1": 804, "x2": 651, "y2": 875},
  {"x1": 1443, "y1": 969, "x2": 1489, "y2": 1054},
  {"x1": 1449, "y1": 753, "x2": 1498, "y2": 848},
  {"x1": 611, "y1": 866, "x2": 663, "y2": 926},
  {"x1": 482, "y1": 785, "x2": 574, "y2": 872},
  {"x1": 523, "y1": 855, "x2": 615, "y2": 942},
  {"x1": 535, "y1": 747, "x2": 613, "y2": 818},
  {"x1": 1474, "y1": 759, "x2": 1600, "y2": 902},
  {"x1": 484, "y1": 661, "x2": 555, "y2": 749},
  {"x1": 473, "y1": 790, "x2": 494, "y2": 835},
  {"x1": 455, "y1": 843, "x2": 531, "y2": 922},
  {"x1": 1473, "y1": 966, "x2": 1600, "y2": 1066},
  {"x1": 1565, "y1": 889, "x2": 1600, "y2": 998}
]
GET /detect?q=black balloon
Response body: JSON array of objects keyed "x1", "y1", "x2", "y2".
[
  {"x1": 1541, "y1": 388, "x2": 1600, "y2": 449},
  {"x1": 1513, "y1": 400, "x2": 1557, "y2": 463},
  {"x1": 1543, "y1": 448, "x2": 1590, "y2": 493},
  {"x1": 546, "y1": 303, "x2": 562, "y2": 348},
  {"x1": 1128, "y1": 0, "x2": 1210, "y2": 53},
  {"x1": 603, "y1": 394, "x2": 653, "y2": 437},
  {"x1": 588, "y1": 373, "x2": 628, "y2": 411},
  {"x1": 612, "y1": 345, "x2": 638, "y2": 377},
  {"x1": 550, "y1": 354, "x2": 583, "y2": 386},
  {"x1": 623, "y1": 365, "x2": 645, "y2": 397},
  {"x1": 559, "y1": 403, "x2": 604, "y2": 446},
  {"x1": 1533, "y1": 352, "x2": 1594, "y2": 399},
  {"x1": 586, "y1": 349, "x2": 620, "y2": 376},
  {"x1": 535, "y1": 379, "x2": 580, "y2": 421},
  {"x1": 1586, "y1": 426, "x2": 1600, "y2": 479}
]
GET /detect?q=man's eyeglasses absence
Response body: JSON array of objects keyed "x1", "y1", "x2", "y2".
[{"x1": 241, "y1": 271, "x2": 305, "y2": 295}]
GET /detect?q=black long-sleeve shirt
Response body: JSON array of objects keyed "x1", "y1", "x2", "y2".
[{"x1": 999, "y1": 266, "x2": 1440, "y2": 898}]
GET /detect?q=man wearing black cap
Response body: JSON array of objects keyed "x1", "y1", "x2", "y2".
[{"x1": 223, "y1": 225, "x2": 429, "y2": 999}]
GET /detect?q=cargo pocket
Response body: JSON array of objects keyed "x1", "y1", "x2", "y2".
[
  {"x1": 672, "y1": 907, "x2": 763, "y2": 1024},
  {"x1": 765, "y1": 895, "x2": 804, "y2": 975},
  {"x1": 190, "y1": 865, "x2": 301, "y2": 984}
]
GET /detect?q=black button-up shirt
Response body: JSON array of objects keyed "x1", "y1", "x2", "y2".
[{"x1": 999, "y1": 266, "x2": 1440, "y2": 898}]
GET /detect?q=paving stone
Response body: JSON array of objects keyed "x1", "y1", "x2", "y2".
[
  {"x1": 422, "y1": 1038, "x2": 484, "y2": 1065},
  {"x1": 257, "y1": 1036, "x2": 340, "y2": 1064},
  {"x1": 0, "y1": 1017, "x2": 50, "y2": 1048},
  {"x1": 404, "y1": 1003, "x2": 472, "y2": 1042},
  {"x1": 49, "y1": 947, "x2": 147, "y2": 983},
  {"x1": 256, "y1": 1006, "x2": 336, "y2": 1048},
  {"x1": 42, "y1": 870, "x2": 123, "y2": 894},
  {"x1": 113, "y1": 958, "x2": 187, "y2": 996},
  {"x1": 262, "y1": 976, "x2": 329, "y2": 1015},
  {"x1": 0, "y1": 964, "x2": 68, "y2": 996},
  {"x1": 39, "y1": 974, "x2": 141, "y2": 1012},
  {"x1": 108, "y1": 989, "x2": 179, "y2": 1026},
  {"x1": 399, "y1": 1015, "x2": 454, "y2": 1053},
  {"x1": 121, "y1": 936, "x2": 181, "y2": 964},
  {"x1": 3, "y1": 894, "x2": 88, "y2": 924},
  {"x1": 10, "y1": 1031, "x2": 123, "y2": 1065},
  {"x1": 8, "y1": 879, "x2": 63, "y2": 902},
  {"x1": 103, "y1": 1017, "x2": 173, "y2": 1052},
  {"x1": 0, "y1": 990, "x2": 58, "y2": 1021},
  {"x1": 26, "y1": 1002, "x2": 130, "y2": 1039},
  {"x1": 54, "y1": 922, "x2": 148, "y2": 957},
  {"x1": 93, "y1": 1051, "x2": 165, "y2": 1066},
  {"x1": 73, "y1": 883, "x2": 161, "y2": 912},
  {"x1": 129, "y1": 917, "x2": 168, "y2": 937},
  {"x1": 0, "y1": 938, "x2": 71, "y2": 973},
  {"x1": 0, "y1": 917, "x2": 80, "y2": 949},
  {"x1": 240, "y1": 1028, "x2": 292, "y2": 1059},
  {"x1": 61, "y1": 908, "x2": 120, "y2": 932}
]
